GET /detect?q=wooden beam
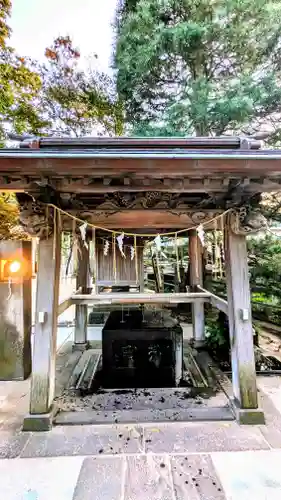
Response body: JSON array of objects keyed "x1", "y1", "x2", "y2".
[
  {"x1": 209, "y1": 294, "x2": 228, "y2": 315},
  {"x1": 197, "y1": 286, "x2": 228, "y2": 315},
  {"x1": 29, "y1": 213, "x2": 61, "y2": 416},
  {"x1": 1, "y1": 156, "x2": 281, "y2": 179},
  {"x1": 55, "y1": 177, "x2": 281, "y2": 193},
  {"x1": 1, "y1": 174, "x2": 281, "y2": 195},
  {"x1": 58, "y1": 297, "x2": 73, "y2": 316},
  {"x1": 71, "y1": 291, "x2": 211, "y2": 305},
  {"x1": 63, "y1": 210, "x2": 224, "y2": 230},
  {"x1": 57, "y1": 287, "x2": 82, "y2": 316}
]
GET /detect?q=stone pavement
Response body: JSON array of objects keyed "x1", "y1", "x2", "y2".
[
  {"x1": 2, "y1": 449, "x2": 281, "y2": 500},
  {"x1": 1, "y1": 416, "x2": 281, "y2": 499},
  {"x1": 1, "y1": 377, "x2": 281, "y2": 499}
]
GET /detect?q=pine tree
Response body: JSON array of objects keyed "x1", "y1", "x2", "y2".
[{"x1": 114, "y1": 0, "x2": 281, "y2": 141}]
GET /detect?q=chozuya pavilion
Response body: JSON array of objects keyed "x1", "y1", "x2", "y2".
[{"x1": 0, "y1": 135, "x2": 280, "y2": 430}]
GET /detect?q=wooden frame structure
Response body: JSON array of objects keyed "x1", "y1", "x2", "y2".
[{"x1": 2, "y1": 135, "x2": 281, "y2": 429}]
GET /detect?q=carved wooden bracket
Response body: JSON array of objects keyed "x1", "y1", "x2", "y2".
[
  {"x1": 18, "y1": 200, "x2": 54, "y2": 239},
  {"x1": 229, "y1": 207, "x2": 267, "y2": 235}
]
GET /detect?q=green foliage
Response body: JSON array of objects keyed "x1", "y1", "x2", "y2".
[
  {"x1": 40, "y1": 36, "x2": 124, "y2": 137},
  {"x1": 0, "y1": 0, "x2": 47, "y2": 141},
  {"x1": 248, "y1": 235, "x2": 281, "y2": 299},
  {"x1": 260, "y1": 192, "x2": 281, "y2": 224},
  {"x1": 205, "y1": 312, "x2": 230, "y2": 359},
  {"x1": 0, "y1": 0, "x2": 11, "y2": 49},
  {"x1": 114, "y1": 0, "x2": 281, "y2": 139},
  {"x1": 0, "y1": 193, "x2": 28, "y2": 239}
]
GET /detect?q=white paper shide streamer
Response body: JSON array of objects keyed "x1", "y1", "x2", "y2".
[
  {"x1": 130, "y1": 245, "x2": 135, "y2": 261},
  {"x1": 197, "y1": 224, "x2": 205, "y2": 246},
  {"x1": 79, "y1": 222, "x2": 88, "y2": 248},
  {"x1": 117, "y1": 232, "x2": 126, "y2": 258},
  {"x1": 104, "y1": 240, "x2": 110, "y2": 256},
  {"x1": 154, "y1": 234, "x2": 161, "y2": 252}
]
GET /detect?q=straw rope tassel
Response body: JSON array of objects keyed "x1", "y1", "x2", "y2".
[
  {"x1": 134, "y1": 235, "x2": 138, "y2": 283},
  {"x1": 92, "y1": 228, "x2": 96, "y2": 282},
  {"x1": 113, "y1": 233, "x2": 117, "y2": 283},
  {"x1": 45, "y1": 205, "x2": 49, "y2": 240},
  {"x1": 52, "y1": 207, "x2": 57, "y2": 260},
  {"x1": 72, "y1": 218, "x2": 78, "y2": 275},
  {"x1": 214, "y1": 218, "x2": 218, "y2": 280},
  {"x1": 219, "y1": 215, "x2": 224, "y2": 278},
  {"x1": 175, "y1": 233, "x2": 181, "y2": 283}
]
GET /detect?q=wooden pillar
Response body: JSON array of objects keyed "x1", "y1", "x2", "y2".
[
  {"x1": 0, "y1": 241, "x2": 32, "y2": 380},
  {"x1": 74, "y1": 237, "x2": 90, "y2": 349},
  {"x1": 224, "y1": 218, "x2": 264, "y2": 424},
  {"x1": 23, "y1": 216, "x2": 61, "y2": 431},
  {"x1": 138, "y1": 244, "x2": 145, "y2": 292},
  {"x1": 189, "y1": 230, "x2": 205, "y2": 347}
]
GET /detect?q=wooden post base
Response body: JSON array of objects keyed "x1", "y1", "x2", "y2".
[
  {"x1": 22, "y1": 405, "x2": 58, "y2": 432},
  {"x1": 192, "y1": 339, "x2": 206, "y2": 349},
  {"x1": 72, "y1": 341, "x2": 90, "y2": 352},
  {"x1": 233, "y1": 400, "x2": 265, "y2": 425}
]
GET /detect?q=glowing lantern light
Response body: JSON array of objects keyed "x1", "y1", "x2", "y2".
[{"x1": 9, "y1": 260, "x2": 21, "y2": 274}]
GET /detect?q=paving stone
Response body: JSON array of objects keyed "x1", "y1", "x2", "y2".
[
  {"x1": 171, "y1": 454, "x2": 226, "y2": 500},
  {"x1": 258, "y1": 376, "x2": 281, "y2": 416},
  {"x1": 144, "y1": 422, "x2": 269, "y2": 453},
  {"x1": 0, "y1": 456, "x2": 83, "y2": 500},
  {"x1": 212, "y1": 450, "x2": 281, "y2": 500},
  {"x1": 73, "y1": 456, "x2": 123, "y2": 500},
  {"x1": 124, "y1": 454, "x2": 173, "y2": 500},
  {"x1": 0, "y1": 431, "x2": 30, "y2": 459},
  {"x1": 21, "y1": 424, "x2": 143, "y2": 458},
  {"x1": 258, "y1": 387, "x2": 281, "y2": 448}
]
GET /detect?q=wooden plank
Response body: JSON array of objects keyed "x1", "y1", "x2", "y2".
[
  {"x1": 189, "y1": 230, "x2": 205, "y2": 346},
  {"x1": 30, "y1": 213, "x2": 61, "y2": 414},
  {"x1": 224, "y1": 218, "x2": 258, "y2": 410},
  {"x1": 184, "y1": 352, "x2": 208, "y2": 388},
  {"x1": 71, "y1": 291, "x2": 210, "y2": 305},
  {"x1": 96, "y1": 244, "x2": 142, "y2": 285},
  {"x1": 68, "y1": 349, "x2": 93, "y2": 389}
]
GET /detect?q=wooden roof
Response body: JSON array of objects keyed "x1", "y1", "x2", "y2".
[
  {"x1": 2, "y1": 136, "x2": 281, "y2": 233},
  {"x1": 1, "y1": 136, "x2": 281, "y2": 192}
]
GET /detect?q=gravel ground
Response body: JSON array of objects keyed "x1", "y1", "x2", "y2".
[{"x1": 55, "y1": 385, "x2": 227, "y2": 414}]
